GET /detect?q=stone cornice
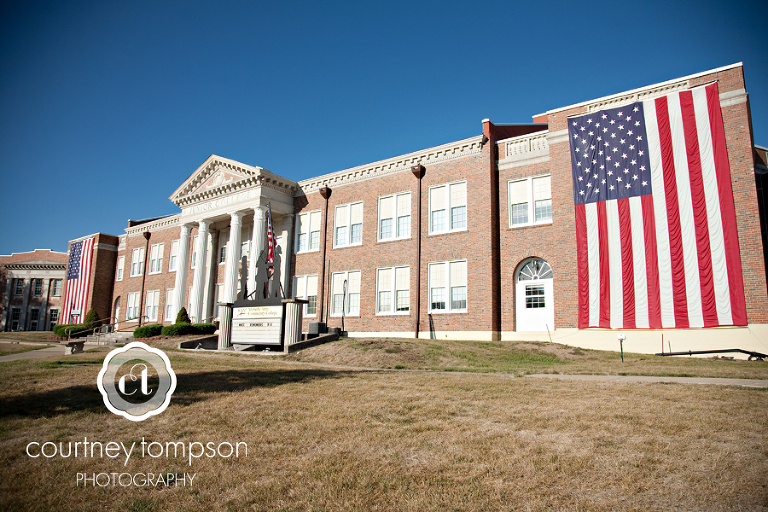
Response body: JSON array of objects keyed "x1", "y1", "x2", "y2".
[
  {"x1": 5, "y1": 263, "x2": 66, "y2": 270},
  {"x1": 125, "y1": 215, "x2": 181, "y2": 236},
  {"x1": 170, "y1": 155, "x2": 298, "y2": 207},
  {"x1": 296, "y1": 135, "x2": 484, "y2": 196}
]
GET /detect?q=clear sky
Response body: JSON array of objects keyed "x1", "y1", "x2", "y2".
[{"x1": 1, "y1": 0, "x2": 766, "y2": 255}]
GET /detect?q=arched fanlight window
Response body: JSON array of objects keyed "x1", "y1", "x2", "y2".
[{"x1": 517, "y1": 259, "x2": 553, "y2": 281}]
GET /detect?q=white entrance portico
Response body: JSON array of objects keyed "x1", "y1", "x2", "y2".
[{"x1": 169, "y1": 156, "x2": 298, "y2": 323}]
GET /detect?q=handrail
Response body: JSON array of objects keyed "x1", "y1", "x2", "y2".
[{"x1": 65, "y1": 315, "x2": 148, "y2": 342}]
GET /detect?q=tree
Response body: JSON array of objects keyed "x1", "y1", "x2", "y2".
[
  {"x1": 83, "y1": 309, "x2": 100, "y2": 329},
  {"x1": 175, "y1": 307, "x2": 191, "y2": 324}
]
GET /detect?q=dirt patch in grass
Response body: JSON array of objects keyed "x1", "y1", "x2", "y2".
[{"x1": 0, "y1": 352, "x2": 766, "y2": 511}]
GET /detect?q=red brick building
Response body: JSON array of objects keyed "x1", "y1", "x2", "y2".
[
  {"x1": 1, "y1": 250, "x2": 67, "y2": 331},
  {"x1": 63, "y1": 63, "x2": 768, "y2": 354}
]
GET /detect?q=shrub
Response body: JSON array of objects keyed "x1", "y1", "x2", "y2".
[
  {"x1": 83, "y1": 309, "x2": 100, "y2": 329},
  {"x1": 54, "y1": 323, "x2": 91, "y2": 338},
  {"x1": 191, "y1": 323, "x2": 217, "y2": 335},
  {"x1": 133, "y1": 324, "x2": 163, "y2": 339},
  {"x1": 175, "y1": 307, "x2": 191, "y2": 324},
  {"x1": 161, "y1": 323, "x2": 194, "y2": 336}
]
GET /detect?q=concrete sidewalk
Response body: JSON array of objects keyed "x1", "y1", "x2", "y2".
[
  {"x1": 0, "y1": 342, "x2": 65, "y2": 362},
  {"x1": 528, "y1": 373, "x2": 768, "y2": 388}
]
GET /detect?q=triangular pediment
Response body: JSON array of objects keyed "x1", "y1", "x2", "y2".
[{"x1": 170, "y1": 155, "x2": 263, "y2": 204}]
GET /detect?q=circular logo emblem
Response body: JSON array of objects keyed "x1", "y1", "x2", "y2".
[{"x1": 97, "y1": 342, "x2": 177, "y2": 422}]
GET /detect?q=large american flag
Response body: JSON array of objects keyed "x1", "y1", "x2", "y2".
[
  {"x1": 61, "y1": 237, "x2": 95, "y2": 324},
  {"x1": 266, "y1": 204, "x2": 275, "y2": 270},
  {"x1": 569, "y1": 82, "x2": 746, "y2": 329}
]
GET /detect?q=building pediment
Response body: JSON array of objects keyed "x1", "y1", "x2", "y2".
[{"x1": 170, "y1": 155, "x2": 299, "y2": 207}]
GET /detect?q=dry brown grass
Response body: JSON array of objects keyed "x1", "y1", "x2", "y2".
[
  {"x1": 0, "y1": 342, "x2": 52, "y2": 357},
  {"x1": 1, "y1": 344, "x2": 767, "y2": 511}
]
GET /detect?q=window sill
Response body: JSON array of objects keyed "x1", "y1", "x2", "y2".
[
  {"x1": 427, "y1": 228, "x2": 468, "y2": 237},
  {"x1": 295, "y1": 249, "x2": 321, "y2": 255},
  {"x1": 330, "y1": 314, "x2": 360, "y2": 318},
  {"x1": 508, "y1": 220, "x2": 553, "y2": 230},
  {"x1": 375, "y1": 311, "x2": 410, "y2": 316},
  {"x1": 427, "y1": 309, "x2": 468, "y2": 315},
  {"x1": 332, "y1": 243, "x2": 364, "y2": 250},
  {"x1": 376, "y1": 237, "x2": 411, "y2": 244}
]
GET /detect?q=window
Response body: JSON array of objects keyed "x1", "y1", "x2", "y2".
[
  {"x1": 334, "y1": 202, "x2": 363, "y2": 248},
  {"x1": 428, "y1": 260, "x2": 467, "y2": 313},
  {"x1": 30, "y1": 309, "x2": 39, "y2": 330},
  {"x1": 33, "y1": 279, "x2": 42, "y2": 296},
  {"x1": 429, "y1": 181, "x2": 467, "y2": 234},
  {"x1": 190, "y1": 236, "x2": 198, "y2": 269},
  {"x1": 293, "y1": 275, "x2": 318, "y2": 316},
  {"x1": 49, "y1": 309, "x2": 59, "y2": 330},
  {"x1": 51, "y1": 279, "x2": 62, "y2": 297},
  {"x1": 509, "y1": 175, "x2": 552, "y2": 227},
  {"x1": 376, "y1": 266, "x2": 410, "y2": 314},
  {"x1": 525, "y1": 285, "x2": 546, "y2": 308},
  {"x1": 130, "y1": 248, "x2": 145, "y2": 277},
  {"x1": 378, "y1": 192, "x2": 411, "y2": 241},
  {"x1": 11, "y1": 308, "x2": 20, "y2": 330},
  {"x1": 145, "y1": 290, "x2": 159, "y2": 322},
  {"x1": 296, "y1": 211, "x2": 321, "y2": 253},
  {"x1": 165, "y1": 289, "x2": 175, "y2": 321},
  {"x1": 116, "y1": 256, "x2": 125, "y2": 281},
  {"x1": 219, "y1": 245, "x2": 226, "y2": 264},
  {"x1": 168, "y1": 240, "x2": 179, "y2": 271},
  {"x1": 14, "y1": 279, "x2": 23, "y2": 296},
  {"x1": 331, "y1": 270, "x2": 361, "y2": 316},
  {"x1": 126, "y1": 292, "x2": 140, "y2": 321},
  {"x1": 241, "y1": 240, "x2": 250, "y2": 260},
  {"x1": 148, "y1": 243, "x2": 164, "y2": 274}
]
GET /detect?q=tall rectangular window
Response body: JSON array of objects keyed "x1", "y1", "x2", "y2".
[
  {"x1": 331, "y1": 270, "x2": 361, "y2": 316},
  {"x1": 130, "y1": 248, "x2": 145, "y2": 277},
  {"x1": 293, "y1": 274, "x2": 318, "y2": 316},
  {"x1": 168, "y1": 240, "x2": 179, "y2": 271},
  {"x1": 29, "y1": 309, "x2": 39, "y2": 330},
  {"x1": 33, "y1": 279, "x2": 42, "y2": 296},
  {"x1": 11, "y1": 308, "x2": 20, "y2": 330},
  {"x1": 145, "y1": 290, "x2": 159, "y2": 322},
  {"x1": 509, "y1": 175, "x2": 552, "y2": 227},
  {"x1": 127, "y1": 292, "x2": 140, "y2": 321},
  {"x1": 334, "y1": 202, "x2": 363, "y2": 248},
  {"x1": 378, "y1": 192, "x2": 411, "y2": 241},
  {"x1": 429, "y1": 181, "x2": 466, "y2": 234},
  {"x1": 116, "y1": 256, "x2": 125, "y2": 281},
  {"x1": 51, "y1": 279, "x2": 62, "y2": 296},
  {"x1": 148, "y1": 243, "x2": 164, "y2": 274},
  {"x1": 49, "y1": 309, "x2": 59, "y2": 330},
  {"x1": 376, "y1": 266, "x2": 410, "y2": 314},
  {"x1": 190, "y1": 236, "x2": 198, "y2": 269},
  {"x1": 14, "y1": 279, "x2": 23, "y2": 296},
  {"x1": 296, "y1": 211, "x2": 321, "y2": 253},
  {"x1": 428, "y1": 260, "x2": 467, "y2": 313},
  {"x1": 165, "y1": 289, "x2": 175, "y2": 320}
]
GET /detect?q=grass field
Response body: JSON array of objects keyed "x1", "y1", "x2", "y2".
[
  {"x1": 0, "y1": 342, "x2": 52, "y2": 357},
  {"x1": 0, "y1": 338, "x2": 766, "y2": 511}
]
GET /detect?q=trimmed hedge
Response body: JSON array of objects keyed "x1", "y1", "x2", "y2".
[
  {"x1": 160, "y1": 322, "x2": 218, "y2": 337},
  {"x1": 133, "y1": 324, "x2": 163, "y2": 339},
  {"x1": 53, "y1": 323, "x2": 91, "y2": 338},
  {"x1": 175, "y1": 307, "x2": 191, "y2": 324}
]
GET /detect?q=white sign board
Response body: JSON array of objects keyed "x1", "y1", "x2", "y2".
[{"x1": 231, "y1": 305, "x2": 283, "y2": 345}]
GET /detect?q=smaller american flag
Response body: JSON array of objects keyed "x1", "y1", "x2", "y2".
[
  {"x1": 61, "y1": 237, "x2": 95, "y2": 324},
  {"x1": 266, "y1": 204, "x2": 275, "y2": 270}
]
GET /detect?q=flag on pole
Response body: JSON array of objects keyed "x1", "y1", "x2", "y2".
[
  {"x1": 569, "y1": 82, "x2": 746, "y2": 329},
  {"x1": 61, "y1": 237, "x2": 95, "y2": 324},
  {"x1": 266, "y1": 204, "x2": 275, "y2": 270}
]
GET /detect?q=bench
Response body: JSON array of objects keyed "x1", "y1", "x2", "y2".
[{"x1": 62, "y1": 340, "x2": 85, "y2": 355}]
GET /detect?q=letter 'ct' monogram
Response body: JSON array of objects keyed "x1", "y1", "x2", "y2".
[
  {"x1": 118, "y1": 364, "x2": 152, "y2": 396},
  {"x1": 98, "y1": 342, "x2": 176, "y2": 422}
]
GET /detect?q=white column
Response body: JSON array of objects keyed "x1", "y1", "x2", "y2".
[
  {"x1": 189, "y1": 219, "x2": 211, "y2": 322},
  {"x1": 171, "y1": 224, "x2": 192, "y2": 322},
  {"x1": 280, "y1": 214, "x2": 294, "y2": 298},
  {"x1": 247, "y1": 207, "x2": 265, "y2": 298},
  {"x1": 201, "y1": 228, "x2": 217, "y2": 322},
  {"x1": 224, "y1": 212, "x2": 245, "y2": 303}
]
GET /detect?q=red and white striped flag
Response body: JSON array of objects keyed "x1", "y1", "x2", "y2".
[
  {"x1": 61, "y1": 237, "x2": 95, "y2": 324},
  {"x1": 266, "y1": 204, "x2": 275, "y2": 270},
  {"x1": 569, "y1": 82, "x2": 746, "y2": 329}
]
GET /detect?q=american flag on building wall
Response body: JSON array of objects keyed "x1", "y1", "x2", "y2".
[
  {"x1": 266, "y1": 204, "x2": 275, "y2": 270},
  {"x1": 61, "y1": 237, "x2": 95, "y2": 324},
  {"x1": 569, "y1": 82, "x2": 747, "y2": 329}
]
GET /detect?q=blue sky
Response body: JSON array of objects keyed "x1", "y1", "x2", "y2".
[{"x1": 1, "y1": 0, "x2": 766, "y2": 255}]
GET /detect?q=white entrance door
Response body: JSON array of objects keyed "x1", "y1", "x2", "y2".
[{"x1": 515, "y1": 258, "x2": 554, "y2": 331}]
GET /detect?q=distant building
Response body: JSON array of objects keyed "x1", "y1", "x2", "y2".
[
  {"x1": 61, "y1": 63, "x2": 768, "y2": 354},
  {"x1": 0, "y1": 250, "x2": 67, "y2": 331}
]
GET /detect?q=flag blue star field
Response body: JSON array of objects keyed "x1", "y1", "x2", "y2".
[
  {"x1": 568, "y1": 82, "x2": 746, "y2": 329},
  {"x1": 61, "y1": 237, "x2": 94, "y2": 324}
]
